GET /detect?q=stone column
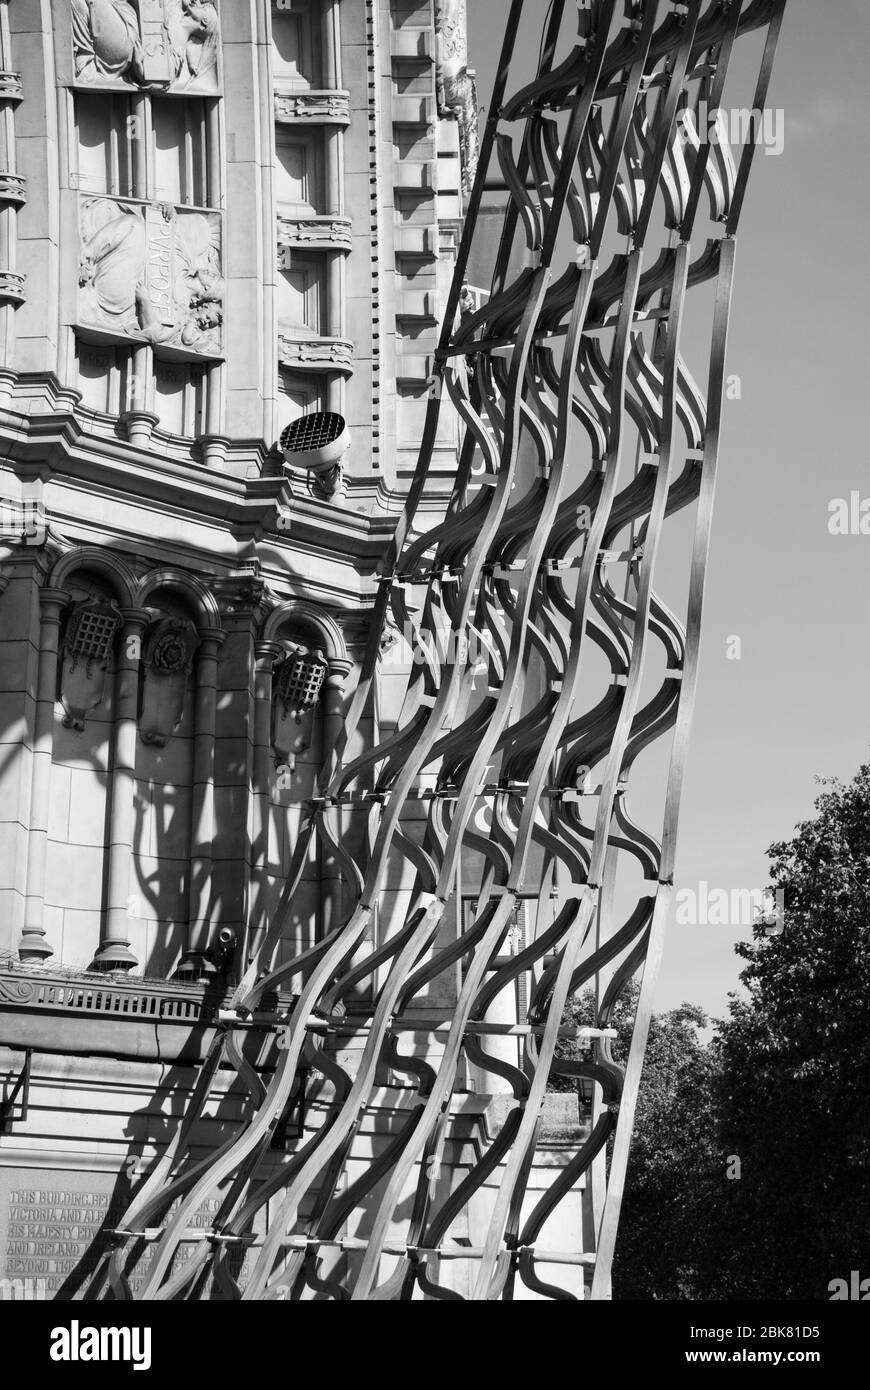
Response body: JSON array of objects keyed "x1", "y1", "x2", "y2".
[
  {"x1": 321, "y1": 0, "x2": 340, "y2": 89},
  {"x1": 19, "y1": 587, "x2": 69, "y2": 962},
  {"x1": 223, "y1": 0, "x2": 274, "y2": 441},
  {"x1": 177, "y1": 629, "x2": 226, "y2": 979},
  {"x1": 0, "y1": 0, "x2": 25, "y2": 369},
  {"x1": 91, "y1": 607, "x2": 151, "y2": 971},
  {"x1": 244, "y1": 640, "x2": 283, "y2": 966},
  {"x1": 319, "y1": 659, "x2": 352, "y2": 937},
  {"x1": 203, "y1": 95, "x2": 226, "y2": 455},
  {"x1": 120, "y1": 97, "x2": 158, "y2": 445},
  {"x1": 323, "y1": 0, "x2": 344, "y2": 417}
]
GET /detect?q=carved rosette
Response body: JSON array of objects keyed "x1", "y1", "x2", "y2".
[
  {"x1": 274, "y1": 90, "x2": 351, "y2": 126},
  {"x1": 277, "y1": 335, "x2": 354, "y2": 376},
  {"x1": 139, "y1": 617, "x2": 200, "y2": 747}
]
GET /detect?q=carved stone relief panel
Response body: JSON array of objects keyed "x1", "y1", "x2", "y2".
[
  {"x1": 435, "y1": 0, "x2": 478, "y2": 196},
  {"x1": 77, "y1": 196, "x2": 223, "y2": 357},
  {"x1": 71, "y1": 0, "x2": 221, "y2": 94},
  {"x1": 271, "y1": 645, "x2": 327, "y2": 774},
  {"x1": 59, "y1": 599, "x2": 122, "y2": 731},
  {"x1": 139, "y1": 617, "x2": 199, "y2": 746}
]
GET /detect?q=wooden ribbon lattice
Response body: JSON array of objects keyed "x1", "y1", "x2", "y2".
[{"x1": 92, "y1": 0, "x2": 787, "y2": 1301}]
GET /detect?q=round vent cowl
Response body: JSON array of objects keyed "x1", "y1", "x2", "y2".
[{"x1": 280, "y1": 412, "x2": 350, "y2": 473}]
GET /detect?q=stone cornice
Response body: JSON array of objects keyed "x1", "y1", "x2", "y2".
[
  {"x1": 0, "y1": 417, "x2": 394, "y2": 564},
  {"x1": 0, "y1": 371, "x2": 419, "y2": 611}
]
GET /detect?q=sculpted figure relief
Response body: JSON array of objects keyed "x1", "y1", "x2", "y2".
[
  {"x1": 435, "y1": 0, "x2": 467, "y2": 69},
  {"x1": 164, "y1": 0, "x2": 220, "y2": 89},
  {"x1": 78, "y1": 199, "x2": 146, "y2": 334},
  {"x1": 72, "y1": 0, "x2": 144, "y2": 83},
  {"x1": 79, "y1": 197, "x2": 223, "y2": 355},
  {"x1": 71, "y1": 0, "x2": 220, "y2": 91},
  {"x1": 435, "y1": 0, "x2": 479, "y2": 196}
]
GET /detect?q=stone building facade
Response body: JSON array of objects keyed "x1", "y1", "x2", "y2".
[{"x1": 0, "y1": 0, "x2": 589, "y2": 1299}]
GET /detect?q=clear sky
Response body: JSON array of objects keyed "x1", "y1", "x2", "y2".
[{"x1": 466, "y1": 0, "x2": 870, "y2": 1018}]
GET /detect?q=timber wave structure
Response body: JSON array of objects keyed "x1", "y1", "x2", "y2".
[
  {"x1": 87, "y1": 0, "x2": 787, "y2": 1300},
  {"x1": 0, "y1": 0, "x2": 787, "y2": 1302}
]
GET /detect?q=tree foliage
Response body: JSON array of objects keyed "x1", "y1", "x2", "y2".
[
  {"x1": 711, "y1": 766, "x2": 870, "y2": 1298},
  {"x1": 557, "y1": 762, "x2": 870, "y2": 1299},
  {"x1": 557, "y1": 983, "x2": 724, "y2": 1298}
]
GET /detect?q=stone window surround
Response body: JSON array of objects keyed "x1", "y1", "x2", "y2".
[
  {"x1": 64, "y1": 79, "x2": 224, "y2": 450},
  {"x1": 272, "y1": 0, "x2": 348, "y2": 419}
]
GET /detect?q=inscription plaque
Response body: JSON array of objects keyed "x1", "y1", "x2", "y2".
[{"x1": 0, "y1": 1169, "x2": 258, "y2": 1299}]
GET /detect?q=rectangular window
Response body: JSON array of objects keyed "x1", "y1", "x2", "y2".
[
  {"x1": 391, "y1": 1, "x2": 431, "y2": 25},
  {"x1": 76, "y1": 342, "x2": 134, "y2": 416},
  {"x1": 275, "y1": 130, "x2": 324, "y2": 214},
  {"x1": 73, "y1": 85, "x2": 222, "y2": 417},
  {"x1": 152, "y1": 99, "x2": 210, "y2": 206},
  {"x1": 277, "y1": 251, "x2": 325, "y2": 334},
  {"x1": 393, "y1": 67, "x2": 433, "y2": 97},
  {"x1": 278, "y1": 370, "x2": 323, "y2": 421},
  {"x1": 272, "y1": 0, "x2": 322, "y2": 88},
  {"x1": 75, "y1": 93, "x2": 135, "y2": 198},
  {"x1": 154, "y1": 359, "x2": 207, "y2": 437}
]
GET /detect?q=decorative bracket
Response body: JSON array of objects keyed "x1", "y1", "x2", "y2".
[
  {"x1": 278, "y1": 334, "x2": 354, "y2": 376},
  {"x1": 274, "y1": 89, "x2": 351, "y2": 125},
  {"x1": 278, "y1": 214, "x2": 353, "y2": 254}
]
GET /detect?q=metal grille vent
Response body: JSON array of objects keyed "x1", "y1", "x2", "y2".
[
  {"x1": 280, "y1": 412, "x2": 346, "y2": 456},
  {"x1": 65, "y1": 603, "x2": 121, "y2": 667},
  {"x1": 276, "y1": 649, "x2": 328, "y2": 722}
]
